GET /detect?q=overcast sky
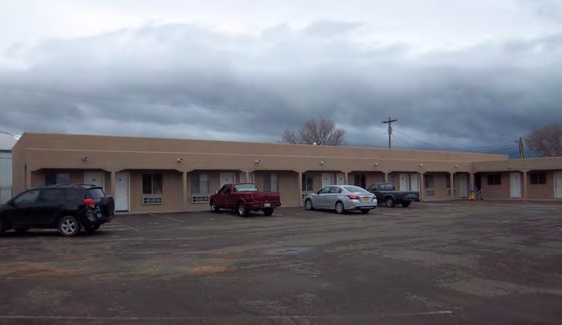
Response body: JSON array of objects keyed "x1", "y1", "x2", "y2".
[{"x1": 1, "y1": 0, "x2": 562, "y2": 154}]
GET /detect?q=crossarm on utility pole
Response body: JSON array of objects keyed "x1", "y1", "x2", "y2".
[{"x1": 382, "y1": 118, "x2": 397, "y2": 149}]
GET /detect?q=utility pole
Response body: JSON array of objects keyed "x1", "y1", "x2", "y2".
[
  {"x1": 518, "y1": 137, "x2": 525, "y2": 159},
  {"x1": 382, "y1": 118, "x2": 397, "y2": 149}
]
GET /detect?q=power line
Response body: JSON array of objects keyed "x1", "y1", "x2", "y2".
[
  {"x1": 0, "y1": 85, "x2": 256, "y2": 114},
  {"x1": 382, "y1": 118, "x2": 397, "y2": 149},
  {"x1": 392, "y1": 129, "x2": 518, "y2": 152},
  {"x1": 0, "y1": 130, "x2": 16, "y2": 137},
  {"x1": 362, "y1": 132, "x2": 388, "y2": 147},
  {"x1": 392, "y1": 134, "x2": 519, "y2": 154}
]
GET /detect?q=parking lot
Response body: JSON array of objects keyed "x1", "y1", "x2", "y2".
[{"x1": 0, "y1": 201, "x2": 561, "y2": 324}]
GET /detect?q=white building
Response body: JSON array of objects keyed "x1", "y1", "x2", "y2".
[{"x1": 0, "y1": 134, "x2": 18, "y2": 203}]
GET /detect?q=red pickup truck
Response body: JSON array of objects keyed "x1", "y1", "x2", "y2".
[{"x1": 209, "y1": 183, "x2": 282, "y2": 216}]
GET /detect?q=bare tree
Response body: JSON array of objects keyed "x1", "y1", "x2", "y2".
[
  {"x1": 281, "y1": 118, "x2": 346, "y2": 146},
  {"x1": 525, "y1": 122, "x2": 562, "y2": 157}
]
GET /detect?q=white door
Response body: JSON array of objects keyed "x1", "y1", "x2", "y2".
[
  {"x1": 115, "y1": 172, "x2": 130, "y2": 211},
  {"x1": 220, "y1": 173, "x2": 235, "y2": 187},
  {"x1": 555, "y1": 172, "x2": 562, "y2": 199},
  {"x1": 399, "y1": 173, "x2": 410, "y2": 191},
  {"x1": 322, "y1": 173, "x2": 334, "y2": 188},
  {"x1": 84, "y1": 172, "x2": 105, "y2": 190},
  {"x1": 336, "y1": 173, "x2": 346, "y2": 185},
  {"x1": 510, "y1": 172, "x2": 521, "y2": 198},
  {"x1": 410, "y1": 174, "x2": 420, "y2": 191},
  {"x1": 459, "y1": 174, "x2": 468, "y2": 198}
]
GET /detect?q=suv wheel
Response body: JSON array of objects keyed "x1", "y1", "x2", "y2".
[
  {"x1": 0, "y1": 221, "x2": 5, "y2": 236},
  {"x1": 58, "y1": 216, "x2": 81, "y2": 237}
]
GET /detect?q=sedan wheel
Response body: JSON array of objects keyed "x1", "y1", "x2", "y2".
[
  {"x1": 335, "y1": 201, "x2": 345, "y2": 214},
  {"x1": 305, "y1": 199, "x2": 314, "y2": 210}
]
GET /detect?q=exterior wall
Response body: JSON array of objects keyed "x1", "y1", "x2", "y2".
[
  {"x1": 9, "y1": 132, "x2": 562, "y2": 212},
  {"x1": 526, "y1": 170, "x2": 557, "y2": 200},
  {"x1": 422, "y1": 173, "x2": 451, "y2": 200},
  {"x1": 0, "y1": 151, "x2": 12, "y2": 203},
  {"x1": 479, "y1": 172, "x2": 510, "y2": 199}
]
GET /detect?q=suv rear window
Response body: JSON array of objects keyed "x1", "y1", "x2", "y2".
[{"x1": 87, "y1": 188, "x2": 105, "y2": 200}]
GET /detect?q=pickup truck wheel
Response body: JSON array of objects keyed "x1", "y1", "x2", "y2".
[
  {"x1": 304, "y1": 199, "x2": 314, "y2": 211},
  {"x1": 401, "y1": 201, "x2": 411, "y2": 208},
  {"x1": 237, "y1": 202, "x2": 249, "y2": 217},
  {"x1": 58, "y1": 216, "x2": 81, "y2": 237},
  {"x1": 263, "y1": 208, "x2": 274, "y2": 216},
  {"x1": 335, "y1": 201, "x2": 345, "y2": 214},
  {"x1": 385, "y1": 197, "x2": 395, "y2": 207},
  {"x1": 210, "y1": 200, "x2": 220, "y2": 213}
]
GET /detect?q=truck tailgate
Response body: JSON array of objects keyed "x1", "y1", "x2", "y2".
[{"x1": 253, "y1": 192, "x2": 280, "y2": 203}]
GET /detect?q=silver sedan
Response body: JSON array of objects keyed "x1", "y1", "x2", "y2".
[{"x1": 304, "y1": 185, "x2": 378, "y2": 214}]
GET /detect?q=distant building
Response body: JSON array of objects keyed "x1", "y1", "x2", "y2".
[{"x1": 0, "y1": 134, "x2": 18, "y2": 203}]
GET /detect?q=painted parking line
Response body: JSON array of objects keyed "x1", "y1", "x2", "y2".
[
  {"x1": 111, "y1": 221, "x2": 140, "y2": 232},
  {"x1": 150, "y1": 213, "x2": 185, "y2": 223}
]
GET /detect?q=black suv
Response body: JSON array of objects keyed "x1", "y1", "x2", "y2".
[{"x1": 0, "y1": 184, "x2": 115, "y2": 237}]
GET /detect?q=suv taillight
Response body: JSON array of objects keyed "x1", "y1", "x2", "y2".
[{"x1": 83, "y1": 199, "x2": 95, "y2": 208}]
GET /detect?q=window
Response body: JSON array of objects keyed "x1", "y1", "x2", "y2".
[
  {"x1": 44, "y1": 172, "x2": 70, "y2": 186},
  {"x1": 263, "y1": 173, "x2": 278, "y2": 192},
  {"x1": 191, "y1": 173, "x2": 210, "y2": 204},
  {"x1": 354, "y1": 174, "x2": 366, "y2": 188},
  {"x1": 66, "y1": 188, "x2": 86, "y2": 202},
  {"x1": 317, "y1": 187, "x2": 331, "y2": 194},
  {"x1": 87, "y1": 188, "x2": 105, "y2": 200},
  {"x1": 142, "y1": 174, "x2": 163, "y2": 195},
  {"x1": 446, "y1": 175, "x2": 451, "y2": 188},
  {"x1": 424, "y1": 174, "x2": 434, "y2": 189},
  {"x1": 487, "y1": 174, "x2": 501, "y2": 185},
  {"x1": 302, "y1": 173, "x2": 314, "y2": 192},
  {"x1": 343, "y1": 186, "x2": 370, "y2": 193},
  {"x1": 530, "y1": 173, "x2": 546, "y2": 185},
  {"x1": 234, "y1": 184, "x2": 258, "y2": 192},
  {"x1": 190, "y1": 173, "x2": 210, "y2": 194},
  {"x1": 37, "y1": 189, "x2": 64, "y2": 203},
  {"x1": 13, "y1": 189, "x2": 40, "y2": 205},
  {"x1": 329, "y1": 187, "x2": 343, "y2": 193}
]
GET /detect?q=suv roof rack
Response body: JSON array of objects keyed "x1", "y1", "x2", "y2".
[
  {"x1": 45, "y1": 183, "x2": 100, "y2": 188},
  {"x1": 70, "y1": 183, "x2": 100, "y2": 187}
]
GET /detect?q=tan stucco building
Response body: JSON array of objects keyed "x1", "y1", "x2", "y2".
[{"x1": 11, "y1": 133, "x2": 562, "y2": 212}]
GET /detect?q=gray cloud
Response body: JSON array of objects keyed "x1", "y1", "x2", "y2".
[{"x1": 1, "y1": 21, "x2": 561, "y2": 155}]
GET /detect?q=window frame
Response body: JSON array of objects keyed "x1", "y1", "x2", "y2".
[
  {"x1": 301, "y1": 173, "x2": 314, "y2": 192},
  {"x1": 190, "y1": 173, "x2": 210, "y2": 195},
  {"x1": 529, "y1": 172, "x2": 546, "y2": 185},
  {"x1": 487, "y1": 174, "x2": 502, "y2": 186},
  {"x1": 44, "y1": 172, "x2": 70, "y2": 186},
  {"x1": 263, "y1": 173, "x2": 279, "y2": 192},
  {"x1": 424, "y1": 174, "x2": 435, "y2": 189},
  {"x1": 142, "y1": 173, "x2": 163, "y2": 195}
]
